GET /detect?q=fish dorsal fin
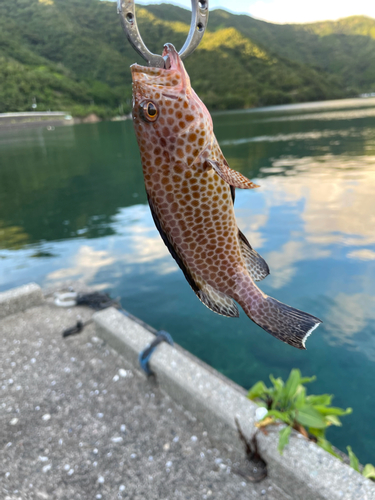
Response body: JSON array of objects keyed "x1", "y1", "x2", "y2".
[
  {"x1": 205, "y1": 159, "x2": 259, "y2": 190},
  {"x1": 197, "y1": 283, "x2": 239, "y2": 318},
  {"x1": 238, "y1": 229, "x2": 270, "y2": 282},
  {"x1": 147, "y1": 192, "x2": 239, "y2": 318}
]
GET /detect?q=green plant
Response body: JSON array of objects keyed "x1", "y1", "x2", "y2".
[
  {"x1": 248, "y1": 370, "x2": 375, "y2": 480},
  {"x1": 347, "y1": 447, "x2": 375, "y2": 480},
  {"x1": 248, "y1": 369, "x2": 352, "y2": 456}
]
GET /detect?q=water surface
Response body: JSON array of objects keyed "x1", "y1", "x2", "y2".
[{"x1": 1, "y1": 98, "x2": 375, "y2": 463}]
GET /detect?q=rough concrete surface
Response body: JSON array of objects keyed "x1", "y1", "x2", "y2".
[
  {"x1": 0, "y1": 284, "x2": 43, "y2": 320},
  {"x1": 0, "y1": 297, "x2": 286, "y2": 500}
]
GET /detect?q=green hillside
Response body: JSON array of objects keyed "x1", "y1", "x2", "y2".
[{"x1": 0, "y1": 0, "x2": 374, "y2": 117}]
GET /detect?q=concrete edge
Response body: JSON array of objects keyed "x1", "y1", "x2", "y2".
[
  {"x1": 0, "y1": 283, "x2": 44, "y2": 319},
  {"x1": 93, "y1": 307, "x2": 375, "y2": 500}
]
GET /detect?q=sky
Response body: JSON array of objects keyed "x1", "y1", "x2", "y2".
[{"x1": 136, "y1": 0, "x2": 375, "y2": 24}]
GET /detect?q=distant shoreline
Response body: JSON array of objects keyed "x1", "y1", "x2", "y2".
[
  {"x1": 0, "y1": 112, "x2": 132, "y2": 133},
  {"x1": 2, "y1": 97, "x2": 375, "y2": 133},
  {"x1": 212, "y1": 96, "x2": 375, "y2": 116},
  {"x1": 0, "y1": 112, "x2": 72, "y2": 133}
]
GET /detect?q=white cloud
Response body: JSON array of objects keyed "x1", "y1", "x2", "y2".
[
  {"x1": 244, "y1": 0, "x2": 375, "y2": 23},
  {"x1": 264, "y1": 240, "x2": 330, "y2": 289},
  {"x1": 263, "y1": 154, "x2": 375, "y2": 247},
  {"x1": 234, "y1": 212, "x2": 268, "y2": 250},
  {"x1": 135, "y1": 0, "x2": 375, "y2": 23},
  {"x1": 45, "y1": 206, "x2": 178, "y2": 287},
  {"x1": 47, "y1": 245, "x2": 116, "y2": 283},
  {"x1": 347, "y1": 249, "x2": 375, "y2": 261},
  {"x1": 324, "y1": 292, "x2": 375, "y2": 361},
  {"x1": 231, "y1": 151, "x2": 375, "y2": 289}
]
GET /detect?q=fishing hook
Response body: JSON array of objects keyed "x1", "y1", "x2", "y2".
[{"x1": 117, "y1": 0, "x2": 209, "y2": 68}]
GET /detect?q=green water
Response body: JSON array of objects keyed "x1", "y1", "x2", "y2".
[{"x1": 1, "y1": 98, "x2": 375, "y2": 464}]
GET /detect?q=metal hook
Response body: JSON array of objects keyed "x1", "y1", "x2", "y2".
[{"x1": 117, "y1": 0, "x2": 209, "y2": 67}]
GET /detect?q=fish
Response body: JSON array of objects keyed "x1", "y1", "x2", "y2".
[{"x1": 130, "y1": 43, "x2": 321, "y2": 349}]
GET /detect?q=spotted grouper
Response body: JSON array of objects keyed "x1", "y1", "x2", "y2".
[{"x1": 130, "y1": 43, "x2": 321, "y2": 349}]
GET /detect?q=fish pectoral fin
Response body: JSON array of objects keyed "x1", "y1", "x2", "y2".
[
  {"x1": 205, "y1": 159, "x2": 260, "y2": 190},
  {"x1": 198, "y1": 283, "x2": 239, "y2": 318},
  {"x1": 238, "y1": 229, "x2": 270, "y2": 282}
]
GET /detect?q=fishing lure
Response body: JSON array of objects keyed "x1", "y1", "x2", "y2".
[{"x1": 118, "y1": 0, "x2": 321, "y2": 349}]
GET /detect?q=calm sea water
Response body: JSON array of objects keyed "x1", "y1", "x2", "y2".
[{"x1": 1, "y1": 98, "x2": 375, "y2": 464}]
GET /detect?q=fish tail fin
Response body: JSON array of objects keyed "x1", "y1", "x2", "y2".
[{"x1": 236, "y1": 277, "x2": 322, "y2": 349}]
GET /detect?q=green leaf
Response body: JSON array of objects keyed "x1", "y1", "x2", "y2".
[
  {"x1": 294, "y1": 386, "x2": 307, "y2": 409},
  {"x1": 314, "y1": 406, "x2": 352, "y2": 416},
  {"x1": 278, "y1": 426, "x2": 292, "y2": 454},
  {"x1": 300, "y1": 375, "x2": 316, "y2": 384},
  {"x1": 270, "y1": 375, "x2": 284, "y2": 392},
  {"x1": 247, "y1": 381, "x2": 268, "y2": 400},
  {"x1": 347, "y1": 446, "x2": 360, "y2": 472},
  {"x1": 317, "y1": 438, "x2": 342, "y2": 460},
  {"x1": 267, "y1": 410, "x2": 292, "y2": 424},
  {"x1": 325, "y1": 415, "x2": 342, "y2": 426},
  {"x1": 309, "y1": 427, "x2": 325, "y2": 439},
  {"x1": 296, "y1": 406, "x2": 327, "y2": 429},
  {"x1": 269, "y1": 375, "x2": 284, "y2": 406},
  {"x1": 306, "y1": 394, "x2": 332, "y2": 406},
  {"x1": 283, "y1": 369, "x2": 301, "y2": 403},
  {"x1": 362, "y1": 464, "x2": 375, "y2": 480}
]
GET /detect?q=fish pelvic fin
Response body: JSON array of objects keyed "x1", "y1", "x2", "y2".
[
  {"x1": 147, "y1": 192, "x2": 238, "y2": 318},
  {"x1": 238, "y1": 229, "x2": 270, "y2": 282},
  {"x1": 236, "y1": 275, "x2": 322, "y2": 349},
  {"x1": 205, "y1": 159, "x2": 259, "y2": 190},
  {"x1": 197, "y1": 283, "x2": 239, "y2": 318}
]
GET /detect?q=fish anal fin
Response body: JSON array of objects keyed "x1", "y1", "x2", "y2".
[
  {"x1": 198, "y1": 283, "x2": 239, "y2": 318},
  {"x1": 238, "y1": 229, "x2": 270, "y2": 282},
  {"x1": 205, "y1": 159, "x2": 259, "y2": 190}
]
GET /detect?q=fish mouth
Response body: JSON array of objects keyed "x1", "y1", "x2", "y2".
[
  {"x1": 162, "y1": 43, "x2": 181, "y2": 70},
  {"x1": 131, "y1": 43, "x2": 180, "y2": 75},
  {"x1": 131, "y1": 43, "x2": 188, "y2": 89}
]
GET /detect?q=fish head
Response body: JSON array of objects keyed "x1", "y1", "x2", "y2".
[{"x1": 131, "y1": 43, "x2": 212, "y2": 165}]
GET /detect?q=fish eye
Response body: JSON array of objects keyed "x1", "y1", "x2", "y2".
[{"x1": 140, "y1": 101, "x2": 158, "y2": 123}]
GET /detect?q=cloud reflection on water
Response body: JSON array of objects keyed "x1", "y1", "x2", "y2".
[
  {"x1": 324, "y1": 293, "x2": 375, "y2": 361},
  {"x1": 263, "y1": 155, "x2": 375, "y2": 247},
  {"x1": 44, "y1": 205, "x2": 175, "y2": 288},
  {"x1": 347, "y1": 249, "x2": 375, "y2": 261},
  {"x1": 47, "y1": 245, "x2": 116, "y2": 284},
  {"x1": 241, "y1": 152, "x2": 375, "y2": 357}
]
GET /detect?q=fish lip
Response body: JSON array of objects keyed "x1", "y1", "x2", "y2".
[
  {"x1": 130, "y1": 44, "x2": 180, "y2": 76},
  {"x1": 162, "y1": 43, "x2": 180, "y2": 70},
  {"x1": 131, "y1": 43, "x2": 189, "y2": 93}
]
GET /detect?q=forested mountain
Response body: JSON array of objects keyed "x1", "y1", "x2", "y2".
[{"x1": 1, "y1": 0, "x2": 374, "y2": 117}]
